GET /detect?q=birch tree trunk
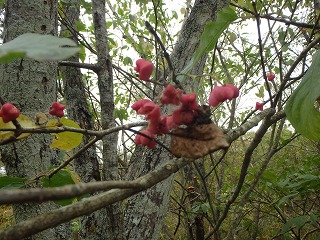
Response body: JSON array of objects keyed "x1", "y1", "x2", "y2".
[
  {"x1": 0, "y1": 0, "x2": 71, "y2": 239},
  {"x1": 123, "y1": 0, "x2": 230, "y2": 239}
]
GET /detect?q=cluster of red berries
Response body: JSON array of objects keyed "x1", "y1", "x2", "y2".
[
  {"x1": 132, "y1": 58, "x2": 243, "y2": 149},
  {"x1": 132, "y1": 84, "x2": 199, "y2": 149},
  {"x1": 0, "y1": 102, "x2": 66, "y2": 123}
]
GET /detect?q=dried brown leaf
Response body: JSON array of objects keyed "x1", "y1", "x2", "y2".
[{"x1": 170, "y1": 123, "x2": 229, "y2": 159}]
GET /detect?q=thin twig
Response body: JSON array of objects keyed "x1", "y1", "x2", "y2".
[
  {"x1": 145, "y1": 21, "x2": 182, "y2": 89},
  {"x1": 253, "y1": 2, "x2": 273, "y2": 107}
]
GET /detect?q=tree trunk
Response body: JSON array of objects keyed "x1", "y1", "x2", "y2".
[
  {"x1": 123, "y1": 0, "x2": 230, "y2": 239},
  {"x1": 0, "y1": 0, "x2": 71, "y2": 239},
  {"x1": 59, "y1": 0, "x2": 102, "y2": 239},
  {"x1": 92, "y1": 0, "x2": 123, "y2": 239},
  {"x1": 59, "y1": 0, "x2": 101, "y2": 184}
]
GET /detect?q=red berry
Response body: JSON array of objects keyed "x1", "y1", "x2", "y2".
[
  {"x1": 148, "y1": 115, "x2": 170, "y2": 135},
  {"x1": 134, "y1": 59, "x2": 153, "y2": 81},
  {"x1": 225, "y1": 84, "x2": 240, "y2": 98},
  {"x1": 49, "y1": 102, "x2": 65, "y2": 117},
  {"x1": 223, "y1": 86, "x2": 236, "y2": 100},
  {"x1": 137, "y1": 101, "x2": 160, "y2": 117},
  {"x1": 131, "y1": 99, "x2": 152, "y2": 112},
  {"x1": 145, "y1": 104, "x2": 161, "y2": 122},
  {"x1": 210, "y1": 86, "x2": 226, "y2": 102},
  {"x1": 267, "y1": 73, "x2": 275, "y2": 81},
  {"x1": 133, "y1": 59, "x2": 145, "y2": 72},
  {"x1": 165, "y1": 115, "x2": 178, "y2": 130},
  {"x1": 208, "y1": 84, "x2": 240, "y2": 107},
  {"x1": 160, "y1": 84, "x2": 182, "y2": 105},
  {"x1": 135, "y1": 129, "x2": 156, "y2": 149},
  {"x1": 172, "y1": 108, "x2": 196, "y2": 126},
  {"x1": 0, "y1": 103, "x2": 20, "y2": 123},
  {"x1": 180, "y1": 93, "x2": 198, "y2": 111},
  {"x1": 255, "y1": 102, "x2": 264, "y2": 111},
  {"x1": 208, "y1": 94, "x2": 220, "y2": 107}
]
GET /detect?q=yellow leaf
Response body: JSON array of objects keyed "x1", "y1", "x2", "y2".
[
  {"x1": 35, "y1": 112, "x2": 48, "y2": 125},
  {"x1": 46, "y1": 117, "x2": 83, "y2": 150},
  {"x1": 0, "y1": 114, "x2": 37, "y2": 142}
]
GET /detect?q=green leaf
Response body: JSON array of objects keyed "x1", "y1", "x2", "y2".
[
  {"x1": 276, "y1": 192, "x2": 299, "y2": 207},
  {"x1": 0, "y1": 33, "x2": 80, "y2": 63},
  {"x1": 310, "y1": 212, "x2": 318, "y2": 226},
  {"x1": 42, "y1": 169, "x2": 75, "y2": 188},
  {"x1": 114, "y1": 108, "x2": 129, "y2": 121},
  {"x1": 79, "y1": 44, "x2": 86, "y2": 63},
  {"x1": 255, "y1": 86, "x2": 265, "y2": 98},
  {"x1": 46, "y1": 117, "x2": 83, "y2": 150},
  {"x1": 75, "y1": 20, "x2": 86, "y2": 32},
  {"x1": 123, "y1": 56, "x2": 133, "y2": 66},
  {"x1": 178, "y1": 6, "x2": 237, "y2": 81},
  {"x1": 42, "y1": 169, "x2": 76, "y2": 206},
  {"x1": 0, "y1": 0, "x2": 4, "y2": 9},
  {"x1": 0, "y1": 176, "x2": 27, "y2": 189},
  {"x1": 285, "y1": 174, "x2": 320, "y2": 192},
  {"x1": 285, "y1": 50, "x2": 320, "y2": 141},
  {"x1": 282, "y1": 215, "x2": 309, "y2": 233}
]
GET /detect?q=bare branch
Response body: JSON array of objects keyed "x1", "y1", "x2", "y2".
[
  {"x1": 0, "y1": 180, "x2": 142, "y2": 204},
  {"x1": 0, "y1": 121, "x2": 148, "y2": 143},
  {"x1": 58, "y1": 61, "x2": 100, "y2": 72},
  {"x1": 206, "y1": 108, "x2": 277, "y2": 239},
  {"x1": 0, "y1": 107, "x2": 278, "y2": 240},
  {"x1": 231, "y1": 3, "x2": 320, "y2": 30}
]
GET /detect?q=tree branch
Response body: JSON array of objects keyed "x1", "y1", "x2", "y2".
[
  {"x1": 206, "y1": 108, "x2": 277, "y2": 239},
  {"x1": 231, "y1": 3, "x2": 320, "y2": 30},
  {"x1": 145, "y1": 21, "x2": 181, "y2": 89},
  {"x1": 0, "y1": 121, "x2": 148, "y2": 143},
  {"x1": 0, "y1": 108, "x2": 278, "y2": 239},
  {"x1": 0, "y1": 180, "x2": 143, "y2": 204},
  {"x1": 58, "y1": 61, "x2": 100, "y2": 72}
]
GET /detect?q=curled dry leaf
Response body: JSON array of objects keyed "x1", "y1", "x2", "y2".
[
  {"x1": 35, "y1": 112, "x2": 48, "y2": 125},
  {"x1": 170, "y1": 122, "x2": 229, "y2": 159}
]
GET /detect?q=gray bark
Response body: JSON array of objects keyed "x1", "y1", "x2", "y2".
[
  {"x1": 92, "y1": 0, "x2": 122, "y2": 239},
  {"x1": 59, "y1": 1, "x2": 102, "y2": 239},
  {"x1": 0, "y1": 0, "x2": 71, "y2": 239},
  {"x1": 60, "y1": 0, "x2": 101, "y2": 184},
  {"x1": 123, "y1": 0, "x2": 230, "y2": 239}
]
